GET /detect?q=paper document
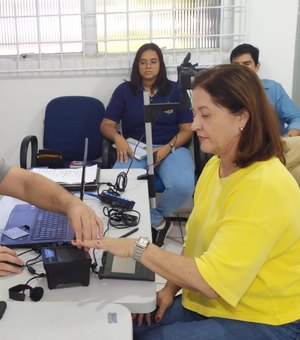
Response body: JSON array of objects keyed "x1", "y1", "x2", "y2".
[
  {"x1": 113, "y1": 138, "x2": 147, "y2": 160},
  {"x1": 31, "y1": 165, "x2": 97, "y2": 184}
]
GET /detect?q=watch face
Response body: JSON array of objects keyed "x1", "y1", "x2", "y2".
[
  {"x1": 141, "y1": 239, "x2": 148, "y2": 247},
  {"x1": 138, "y1": 237, "x2": 149, "y2": 248}
]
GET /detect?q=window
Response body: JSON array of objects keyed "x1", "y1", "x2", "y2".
[
  {"x1": 0, "y1": 0, "x2": 247, "y2": 76},
  {"x1": 96, "y1": 0, "x2": 222, "y2": 53},
  {"x1": 0, "y1": 0, "x2": 82, "y2": 56}
]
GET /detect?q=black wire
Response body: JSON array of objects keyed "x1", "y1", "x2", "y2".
[
  {"x1": 27, "y1": 259, "x2": 43, "y2": 267},
  {"x1": 114, "y1": 171, "x2": 128, "y2": 191},
  {"x1": 103, "y1": 206, "x2": 140, "y2": 229},
  {"x1": 130, "y1": 111, "x2": 166, "y2": 174},
  {"x1": 98, "y1": 113, "x2": 164, "y2": 196},
  {"x1": 25, "y1": 252, "x2": 41, "y2": 267},
  {"x1": 25, "y1": 273, "x2": 46, "y2": 286},
  {"x1": 24, "y1": 251, "x2": 45, "y2": 276},
  {"x1": 124, "y1": 133, "x2": 146, "y2": 175},
  {"x1": 17, "y1": 248, "x2": 39, "y2": 257}
]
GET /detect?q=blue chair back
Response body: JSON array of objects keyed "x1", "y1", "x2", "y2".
[{"x1": 43, "y1": 96, "x2": 104, "y2": 162}]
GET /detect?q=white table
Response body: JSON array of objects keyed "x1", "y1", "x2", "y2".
[
  {"x1": 0, "y1": 169, "x2": 156, "y2": 314},
  {"x1": 1, "y1": 301, "x2": 133, "y2": 340}
]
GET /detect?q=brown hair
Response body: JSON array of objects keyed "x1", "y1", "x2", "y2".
[{"x1": 192, "y1": 64, "x2": 286, "y2": 167}]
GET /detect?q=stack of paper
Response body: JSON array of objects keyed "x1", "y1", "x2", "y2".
[{"x1": 31, "y1": 165, "x2": 98, "y2": 184}]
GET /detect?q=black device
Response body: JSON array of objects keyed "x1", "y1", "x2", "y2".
[
  {"x1": 0, "y1": 301, "x2": 7, "y2": 319},
  {"x1": 80, "y1": 137, "x2": 88, "y2": 200},
  {"x1": 99, "y1": 191, "x2": 135, "y2": 210},
  {"x1": 9, "y1": 284, "x2": 44, "y2": 302},
  {"x1": 42, "y1": 245, "x2": 91, "y2": 289},
  {"x1": 98, "y1": 251, "x2": 155, "y2": 282},
  {"x1": 177, "y1": 51, "x2": 204, "y2": 90}
]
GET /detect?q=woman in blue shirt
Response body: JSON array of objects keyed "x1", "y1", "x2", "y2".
[{"x1": 100, "y1": 43, "x2": 195, "y2": 246}]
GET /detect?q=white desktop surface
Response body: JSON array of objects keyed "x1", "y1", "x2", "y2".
[
  {"x1": 1, "y1": 301, "x2": 132, "y2": 340},
  {"x1": 0, "y1": 169, "x2": 156, "y2": 314}
]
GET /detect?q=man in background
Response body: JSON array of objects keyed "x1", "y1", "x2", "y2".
[{"x1": 230, "y1": 43, "x2": 300, "y2": 184}]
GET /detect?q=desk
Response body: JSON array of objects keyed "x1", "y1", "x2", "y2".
[
  {"x1": 1, "y1": 301, "x2": 132, "y2": 340},
  {"x1": 0, "y1": 169, "x2": 156, "y2": 314}
]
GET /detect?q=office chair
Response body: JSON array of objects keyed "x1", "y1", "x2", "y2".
[{"x1": 20, "y1": 96, "x2": 105, "y2": 169}]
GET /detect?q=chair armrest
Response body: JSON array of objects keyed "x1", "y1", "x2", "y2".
[
  {"x1": 101, "y1": 137, "x2": 116, "y2": 169},
  {"x1": 20, "y1": 135, "x2": 38, "y2": 169}
]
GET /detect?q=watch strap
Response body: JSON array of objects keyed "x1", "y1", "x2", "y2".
[
  {"x1": 169, "y1": 142, "x2": 176, "y2": 153},
  {"x1": 132, "y1": 237, "x2": 149, "y2": 262}
]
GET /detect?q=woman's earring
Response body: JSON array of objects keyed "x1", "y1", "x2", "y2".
[{"x1": 239, "y1": 127, "x2": 244, "y2": 131}]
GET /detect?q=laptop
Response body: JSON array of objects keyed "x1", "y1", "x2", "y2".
[{"x1": 0, "y1": 138, "x2": 92, "y2": 248}]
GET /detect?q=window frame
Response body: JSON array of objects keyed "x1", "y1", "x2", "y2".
[{"x1": 0, "y1": 0, "x2": 247, "y2": 77}]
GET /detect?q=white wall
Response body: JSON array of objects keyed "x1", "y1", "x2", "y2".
[
  {"x1": 292, "y1": 0, "x2": 300, "y2": 107},
  {"x1": 0, "y1": 0, "x2": 298, "y2": 166},
  {"x1": 245, "y1": 0, "x2": 298, "y2": 93}
]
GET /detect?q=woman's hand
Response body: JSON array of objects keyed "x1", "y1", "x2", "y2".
[
  {"x1": 154, "y1": 285, "x2": 176, "y2": 323},
  {"x1": 115, "y1": 135, "x2": 133, "y2": 163},
  {"x1": 0, "y1": 246, "x2": 24, "y2": 276},
  {"x1": 153, "y1": 145, "x2": 171, "y2": 165},
  {"x1": 132, "y1": 285, "x2": 176, "y2": 327},
  {"x1": 71, "y1": 237, "x2": 136, "y2": 258}
]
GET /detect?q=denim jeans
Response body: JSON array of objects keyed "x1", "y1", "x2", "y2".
[
  {"x1": 133, "y1": 296, "x2": 300, "y2": 340},
  {"x1": 113, "y1": 146, "x2": 195, "y2": 227}
]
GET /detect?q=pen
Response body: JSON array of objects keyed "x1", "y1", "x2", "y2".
[{"x1": 119, "y1": 227, "x2": 139, "y2": 238}]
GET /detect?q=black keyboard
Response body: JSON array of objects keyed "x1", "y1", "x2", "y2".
[{"x1": 32, "y1": 210, "x2": 69, "y2": 241}]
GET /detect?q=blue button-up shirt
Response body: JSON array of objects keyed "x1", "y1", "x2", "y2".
[{"x1": 262, "y1": 79, "x2": 300, "y2": 135}]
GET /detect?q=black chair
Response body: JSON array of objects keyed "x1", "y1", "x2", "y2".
[
  {"x1": 193, "y1": 133, "x2": 213, "y2": 179},
  {"x1": 20, "y1": 96, "x2": 106, "y2": 169}
]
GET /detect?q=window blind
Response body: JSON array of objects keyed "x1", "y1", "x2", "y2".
[{"x1": 0, "y1": 0, "x2": 247, "y2": 76}]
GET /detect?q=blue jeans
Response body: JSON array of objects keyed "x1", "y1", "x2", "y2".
[
  {"x1": 133, "y1": 296, "x2": 300, "y2": 340},
  {"x1": 113, "y1": 146, "x2": 195, "y2": 227}
]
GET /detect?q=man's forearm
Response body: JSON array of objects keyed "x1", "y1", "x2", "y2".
[{"x1": 0, "y1": 166, "x2": 78, "y2": 214}]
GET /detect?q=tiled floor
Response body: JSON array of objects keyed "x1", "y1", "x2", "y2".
[{"x1": 155, "y1": 218, "x2": 187, "y2": 292}]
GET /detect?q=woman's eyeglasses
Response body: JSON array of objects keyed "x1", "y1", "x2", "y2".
[{"x1": 139, "y1": 59, "x2": 159, "y2": 67}]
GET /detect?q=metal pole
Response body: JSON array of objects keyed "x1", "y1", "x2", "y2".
[{"x1": 143, "y1": 90, "x2": 156, "y2": 208}]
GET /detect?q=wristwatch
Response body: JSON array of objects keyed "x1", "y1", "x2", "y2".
[
  {"x1": 132, "y1": 237, "x2": 149, "y2": 262},
  {"x1": 169, "y1": 142, "x2": 176, "y2": 153}
]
